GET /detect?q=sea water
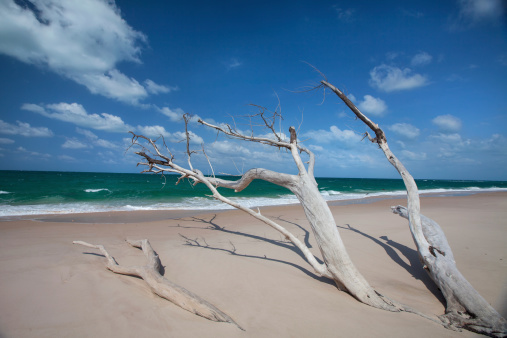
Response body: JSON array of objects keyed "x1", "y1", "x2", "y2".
[{"x1": 1, "y1": 170, "x2": 506, "y2": 217}]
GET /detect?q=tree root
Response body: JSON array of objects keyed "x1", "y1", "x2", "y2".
[{"x1": 73, "y1": 239, "x2": 243, "y2": 330}]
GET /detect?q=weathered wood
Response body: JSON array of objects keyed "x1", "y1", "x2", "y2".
[
  {"x1": 392, "y1": 206, "x2": 507, "y2": 336},
  {"x1": 73, "y1": 239, "x2": 242, "y2": 330},
  {"x1": 322, "y1": 79, "x2": 507, "y2": 337},
  {"x1": 131, "y1": 113, "x2": 403, "y2": 311}
]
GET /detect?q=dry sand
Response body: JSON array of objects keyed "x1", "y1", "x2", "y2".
[{"x1": 0, "y1": 192, "x2": 505, "y2": 337}]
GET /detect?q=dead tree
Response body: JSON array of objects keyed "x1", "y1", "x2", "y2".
[
  {"x1": 320, "y1": 80, "x2": 507, "y2": 337},
  {"x1": 129, "y1": 111, "x2": 423, "y2": 314},
  {"x1": 73, "y1": 239, "x2": 242, "y2": 329}
]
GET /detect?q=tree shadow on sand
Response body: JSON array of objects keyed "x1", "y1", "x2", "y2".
[
  {"x1": 337, "y1": 224, "x2": 445, "y2": 306},
  {"x1": 171, "y1": 214, "x2": 333, "y2": 285}
]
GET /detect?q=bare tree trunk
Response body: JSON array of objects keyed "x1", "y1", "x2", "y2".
[
  {"x1": 73, "y1": 239, "x2": 242, "y2": 330},
  {"x1": 321, "y1": 80, "x2": 507, "y2": 337},
  {"x1": 290, "y1": 172, "x2": 400, "y2": 310},
  {"x1": 131, "y1": 114, "x2": 403, "y2": 312}
]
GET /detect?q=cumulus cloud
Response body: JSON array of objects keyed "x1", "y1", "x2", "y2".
[
  {"x1": 0, "y1": 0, "x2": 169, "y2": 104},
  {"x1": 357, "y1": 95, "x2": 387, "y2": 116},
  {"x1": 304, "y1": 126, "x2": 361, "y2": 143},
  {"x1": 22, "y1": 102, "x2": 132, "y2": 132},
  {"x1": 369, "y1": 64, "x2": 429, "y2": 92},
  {"x1": 432, "y1": 114, "x2": 462, "y2": 132},
  {"x1": 388, "y1": 123, "x2": 420, "y2": 139},
  {"x1": 411, "y1": 52, "x2": 433, "y2": 66},
  {"x1": 0, "y1": 119, "x2": 53, "y2": 137}
]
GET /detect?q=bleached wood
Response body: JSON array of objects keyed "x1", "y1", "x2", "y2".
[
  {"x1": 322, "y1": 80, "x2": 507, "y2": 337},
  {"x1": 131, "y1": 114, "x2": 403, "y2": 311},
  {"x1": 73, "y1": 240, "x2": 242, "y2": 329}
]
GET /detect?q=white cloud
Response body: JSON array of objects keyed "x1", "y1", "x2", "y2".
[
  {"x1": 62, "y1": 139, "x2": 89, "y2": 149},
  {"x1": 411, "y1": 52, "x2": 433, "y2": 66},
  {"x1": 401, "y1": 150, "x2": 427, "y2": 160},
  {"x1": 226, "y1": 58, "x2": 242, "y2": 70},
  {"x1": 144, "y1": 80, "x2": 177, "y2": 95},
  {"x1": 136, "y1": 125, "x2": 172, "y2": 138},
  {"x1": 0, "y1": 137, "x2": 15, "y2": 144},
  {"x1": 159, "y1": 107, "x2": 185, "y2": 122},
  {"x1": 76, "y1": 128, "x2": 118, "y2": 148},
  {"x1": 357, "y1": 95, "x2": 387, "y2": 116},
  {"x1": 333, "y1": 6, "x2": 355, "y2": 22},
  {"x1": 432, "y1": 114, "x2": 462, "y2": 132},
  {"x1": 369, "y1": 64, "x2": 429, "y2": 92},
  {"x1": 210, "y1": 140, "x2": 252, "y2": 156},
  {"x1": 304, "y1": 126, "x2": 361, "y2": 143},
  {"x1": 388, "y1": 123, "x2": 420, "y2": 139},
  {"x1": 17, "y1": 146, "x2": 51, "y2": 159},
  {"x1": 22, "y1": 102, "x2": 132, "y2": 132},
  {"x1": 0, "y1": 119, "x2": 53, "y2": 137},
  {"x1": 454, "y1": 0, "x2": 504, "y2": 26},
  {"x1": 430, "y1": 132, "x2": 468, "y2": 145},
  {"x1": 58, "y1": 155, "x2": 77, "y2": 162},
  {"x1": 134, "y1": 126, "x2": 203, "y2": 144},
  {"x1": 0, "y1": 0, "x2": 153, "y2": 104},
  {"x1": 73, "y1": 70, "x2": 147, "y2": 104}
]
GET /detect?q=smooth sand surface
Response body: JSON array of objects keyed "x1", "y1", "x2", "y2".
[{"x1": 0, "y1": 193, "x2": 505, "y2": 337}]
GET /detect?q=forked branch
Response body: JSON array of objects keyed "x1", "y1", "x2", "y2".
[{"x1": 73, "y1": 239, "x2": 243, "y2": 329}]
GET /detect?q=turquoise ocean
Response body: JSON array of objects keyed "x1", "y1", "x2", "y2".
[{"x1": 1, "y1": 170, "x2": 506, "y2": 217}]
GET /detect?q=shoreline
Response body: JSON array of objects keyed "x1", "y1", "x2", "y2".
[
  {"x1": 2, "y1": 189, "x2": 503, "y2": 224},
  {"x1": 0, "y1": 192, "x2": 505, "y2": 337}
]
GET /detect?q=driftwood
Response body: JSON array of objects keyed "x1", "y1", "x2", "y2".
[
  {"x1": 321, "y1": 80, "x2": 507, "y2": 337},
  {"x1": 73, "y1": 239, "x2": 242, "y2": 330},
  {"x1": 130, "y1": 111, "x2": 407, "y2": 312}
]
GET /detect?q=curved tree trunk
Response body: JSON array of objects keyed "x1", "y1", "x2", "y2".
[
  {"x1": 321, "y1": 79, "x2": 507, "y2": 337},
  {"x1": 393, "y1": 206, "x2": 507, "y2": 336},
  {"x1": 290, "y1": 172, "x2": 400, "y2": 310}
]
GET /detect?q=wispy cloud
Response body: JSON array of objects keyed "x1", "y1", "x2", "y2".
[
  {"x1": 411, "y1": 52, "x2": 433, "y2": 67},
  {"x1": 17, "y1": 146, "x2": 52, "y2": 160},
  {"x1": 225, "y1": 58, "x2": 242, "y2": 70},
  {"x1": 0, "y1": 138, "x2": 15, "y2": 144},
  {"x1": 0, "y1": 0, "x2": 171, "y2": 104},
  {"x1": 369, "y1": 64, "x2": 429, "y2": 92},
  {"x1": 158, "y1": 106, "x2": 185, "y2": 122},
  {"x1": 62, "y1": 139, "x2": 89, "y2": 149},
  {"x1": 0, "y1": 119, "x2": 53, "y2": 137},
  {"x1": 450, "y1": 0, "x2": 505, "y2": 29},
  {"x1": 332, "y1": 6, "x2": 355, "y2": 22},
  {"x1": 144, "y1": 80, "x2": 178, "y2": 95}
]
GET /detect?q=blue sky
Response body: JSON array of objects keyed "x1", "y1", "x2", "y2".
[{"x1": 0, "y1": 0, "x2": 506, "y2": 180}]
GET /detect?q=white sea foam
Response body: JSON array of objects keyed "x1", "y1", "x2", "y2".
[
  {"x1": 84, "y1": 188, "x2": 111, "y2": 193},
  {"x1": 0, "y1": 191, "x2": 11, "y2": 194},
  {"x1": 1, "y1": 187, "x2": 506, "y2": 217}
]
